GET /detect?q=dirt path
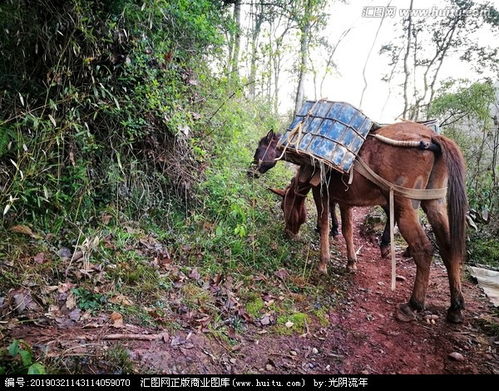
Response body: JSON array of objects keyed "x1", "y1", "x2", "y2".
[
  {"x1": 8, "y1": 209, "x2": 498, "y2": 374},
  {"x1": 323, "y1": 208, "x2": 498, "y2": 374}
]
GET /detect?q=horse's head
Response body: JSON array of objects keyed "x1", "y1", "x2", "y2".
[
  {"x1": 247, "y1": 130, "x2": 281, "y2": 178},
  {"x1": 269, "y1": 177, "x2": 311, "y2": 238}
]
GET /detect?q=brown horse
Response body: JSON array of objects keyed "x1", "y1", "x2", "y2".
[
  {"x1": 268, "y1": 176, "x2": 359, "y2": 274},
  {"x1": 252, "y1": 122, "x2": 467, "y2": 323}
]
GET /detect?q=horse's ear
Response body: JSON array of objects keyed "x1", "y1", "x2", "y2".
[
  {"x1": 268, "y1": 187, "x2": 286, "y2": 198},
  {"x1": 265, "y1": 129, "x2": 275, "y2": 141}
]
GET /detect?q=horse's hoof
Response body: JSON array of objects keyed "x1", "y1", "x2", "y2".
[
  {"x1": 446, "y1": 308, "x2": 464, "y2": 324},
  {"x1": 380, "y1": 245, "x2": 390, "y2": 259},
  {"x1": 318, "y1": 264, "x2": 328, "y2": 275},
  {"x1": 346, "y1": 262, "x2": 357, "y2": 273},
  {"x1": 395, "y1": 303, "x2": 416, "y2": 322}
]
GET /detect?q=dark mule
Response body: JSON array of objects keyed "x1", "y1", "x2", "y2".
[{"x1": 252, "y1": 123, "x2": 467, "y2": 323}]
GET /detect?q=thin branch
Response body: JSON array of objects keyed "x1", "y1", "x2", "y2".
[
  {"x1": 76, "y1": 332, "x2": 169, "y2": 341},
  {"x1": 440, "y1": 112, "x2": 467, "y2": 128},
  {"x1": 359, "y1": 1, "x2": 391, "y2": 108},
  {"x1": 205, "y1": 80, "x2": 256, "y2": 128},
  {"x1": 319, "y1": 27, "x2": 352, "y2": 97}
]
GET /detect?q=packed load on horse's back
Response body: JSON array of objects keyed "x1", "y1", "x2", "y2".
[{"x1": 249, "y1": 100, "x2": 467, "y2": 324}]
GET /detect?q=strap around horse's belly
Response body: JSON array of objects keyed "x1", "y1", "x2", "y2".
[
  {"x1": 353, "y1": 157, "x2": 447, "y2": 292},
  {"x1": 353, "y1": 158, "x2": 447, "y2": 200}
]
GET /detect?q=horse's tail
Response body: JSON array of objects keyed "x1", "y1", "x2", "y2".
[{"x1": 431, "y1": 135, "x2": 468, "y2": 260}]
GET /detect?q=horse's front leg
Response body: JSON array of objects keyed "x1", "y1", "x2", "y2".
[{"x1": 318, "y1": 191, "x2": 330, "y2": 274}]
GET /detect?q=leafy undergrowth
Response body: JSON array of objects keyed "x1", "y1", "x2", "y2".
[
  {"x1": 0, "y1": 340, "x2": 46, "y2": 374},
  {"x1": 468, "y1": 235, "x2": 499, "y2": 269},
  {"x1": 0, "y1": 121, "x2": 349, "y2": 373}
]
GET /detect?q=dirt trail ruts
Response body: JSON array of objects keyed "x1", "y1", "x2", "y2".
[{"x1": 9, "y1": 208, "x2": 498, "y2": 374}]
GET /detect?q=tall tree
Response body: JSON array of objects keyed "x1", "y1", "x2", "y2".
[
  {"x1": 248, "y1": 0, "x2": 265, "y2": 97},
  {"x1": 429, "y1": 80, "x2": 497, "y2": 214},
  {"x1": 230, "y1": 0, "x2": 242, "y2": 82},
  {"x1": 294, "y1": 7, "x2": 311, "y2": 113},
  {"x1": 401, "y1": 0, "x2": 414, "y2": 118},
  {"x1": 246, "y1": 0, "x2": 294, "y2": 106},
  {"x1": 292, "y1": 0, "x2": 327, "y2": 115}
]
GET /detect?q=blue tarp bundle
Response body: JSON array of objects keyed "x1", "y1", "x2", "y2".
[{"x1": 278, "y1": 100, "x2": 374, "y2": 174}]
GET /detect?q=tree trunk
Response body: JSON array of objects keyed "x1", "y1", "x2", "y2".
[
  {"x1": 249, "y1": 4, "x2": 263, "y2": 98},
  {"x1": 273, "y1": 67, "x2": 280, "y2": 113},
  {"x1": 266, "y1": 27, "x2": 273, "y2": 102},
  {"x1": 492, "y1": 111, "x2": 499, "y2": 189},
  {"x1": 230, "y1": 0, "x2": 242, "y2": 82},
  {"x1": 273, "y1": 48, "x2": 281, "y2": 114},
  {"x1": 310, "y1": 51, "x2": 318, "y2": 100},
  {"x1": 402, "y1": 0, "x2": 414, "y2": 119},
  {"x1": 294, "y1": 20, "x2": 310, "y2": 115},
  {"x1": 473, "y1": 122, "x2": 488, "y2": 196}
]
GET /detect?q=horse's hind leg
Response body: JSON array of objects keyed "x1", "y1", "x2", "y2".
[
  {"x1": 340, "y1": 206, "x2": 357, "y2": 272},
  {"x1": 422, "y1": 199, "x2": 465, "y2": 323},
  {"x1": 395, "y1": 203, "x2": 434, "y2": 316},
  {"x1": 379, "y1": 205, "x2": 411, "y2": 259},
  {"x1": 379, "y1": 205, "x2": 391, "y2": 258}
]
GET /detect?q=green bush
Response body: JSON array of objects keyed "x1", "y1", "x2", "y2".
[
  {"x1": 0, "y1": 0, "x2": 228, "y2": 229},
  {"x1": 469, "y1": 235, "x2": 499, "y2": 268}
]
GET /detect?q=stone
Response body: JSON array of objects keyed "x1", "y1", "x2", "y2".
[{"x1": 448, "y1": 352, "x2": 464, "y2": 361}]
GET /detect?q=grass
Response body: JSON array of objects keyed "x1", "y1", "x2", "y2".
[
  {"x1": 469, "y1": 235, "x2": 499, "y2": 269},
  {"x1": 314, "y1": 307, "x2": 331, "y2": 327},
  {"x1": 0, "y1": 188, "x2": 350, "y2": 368},
  {"x1": 245, "y1": 296, "x2": 265, "y2": 318},
  {"x1": 105, "y1": 344, "x2": 134, "y2": 374},
  {"x1": 275, "y1": 312, "x2": 310, "y2": 335},
  {"x1": 181, "y1": 282, "x2": 216, "y2": 312}
]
